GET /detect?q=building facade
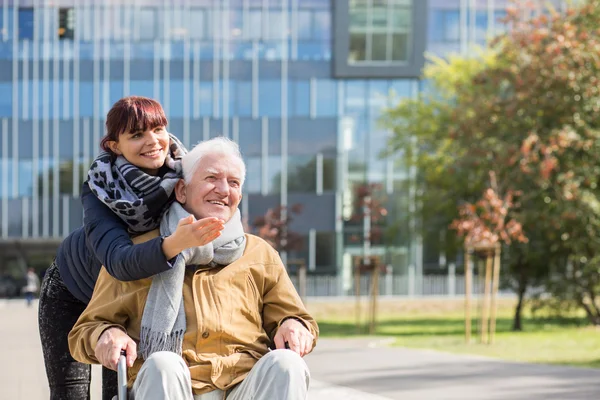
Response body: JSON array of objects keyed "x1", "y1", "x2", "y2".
[{"x1": 0, "y1": 0, "x2": 567, "y2": 292}]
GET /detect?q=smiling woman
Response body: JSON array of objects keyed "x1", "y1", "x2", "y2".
[{"x1": 101, "y1": 97, "x2": 170, "y2": 176}]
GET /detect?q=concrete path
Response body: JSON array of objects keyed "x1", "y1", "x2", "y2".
[
  {"x1": 305, "y1": 338, "x2": 600, "y2": 400},
  {"x1": 2, "y1": 299, "x2": 599, "y2": 399}
]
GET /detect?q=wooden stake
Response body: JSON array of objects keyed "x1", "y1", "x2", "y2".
[
  {"x1": 465, "y1": 248, "x2": 472, "y2": 343},
  {"x1": 369, "y1": 262, "x2": 379, "y2": 335},
  {"x1": 355, "y1": 258, "x2": 361, "y2": 334},
  {"x1": 480, "y1": 251, "x2": 493, "y2": 344},
  {"x1": 489, "y1": 244, "x2": 501, "y2": 344}
]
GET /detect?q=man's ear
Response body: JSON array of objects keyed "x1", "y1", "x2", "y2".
[
  {"x1": 107, "y1": 141, "x2": 121, "y2": 155},
  {"x1": 175, "y1": 179, "x2": 187, "y2": 204}
]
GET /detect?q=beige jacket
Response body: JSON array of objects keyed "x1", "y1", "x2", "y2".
[{"x1": 68, "y1": 232, "x2": 318, "y2": 395}]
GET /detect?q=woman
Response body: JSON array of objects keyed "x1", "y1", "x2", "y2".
[{"x1": 38, "y1": 97, "x2": 224, "y2": 400}]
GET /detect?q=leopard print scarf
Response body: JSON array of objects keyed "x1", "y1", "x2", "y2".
[{"x1": 86, "y1": 133, "x2": 187, "y2": 234}]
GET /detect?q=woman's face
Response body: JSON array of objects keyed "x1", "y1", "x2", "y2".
[{"x1": 108, "y1": 126, "x2": 169, "y2": 175}]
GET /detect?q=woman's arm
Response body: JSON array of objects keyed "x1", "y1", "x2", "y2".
[{"x1": 82, "y1": 181, "x2": 173, "y2": 281}]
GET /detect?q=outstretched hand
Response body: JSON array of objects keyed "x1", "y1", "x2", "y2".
[
  {"x1": 174, "y1": 215, "x2": 224, "y2": 249},
  {"x1": 274, "y1": 318, "x2": 314, "y2": 357},
  {"x1": 95, "y1": 327, "x2": 137, "y2": 371},
  {"x1": 162, "y1": 216, "x2": 225, "y2": 259}
]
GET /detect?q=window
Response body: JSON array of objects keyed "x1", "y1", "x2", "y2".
[
  {"x1": 333, "y1": 0, "x2": 426, "y2": 78},
  {"x1": 348, "y1": 0, "x2": 411, "y2": 64},
  {"x1": 18, "y1": 8, "x2": 34, "y2": 40},
  {"x1": 59, "y1": 8, "x2": 75, "y2": 39}
]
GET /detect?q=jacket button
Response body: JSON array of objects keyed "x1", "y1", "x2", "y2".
[{"x1": 202, "y1": 331, "x2": 209, "y2": 339}]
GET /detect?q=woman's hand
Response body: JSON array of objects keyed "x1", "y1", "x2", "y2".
[{"x1": 162, "y1": 216, "x2": 224, "y2": 259}]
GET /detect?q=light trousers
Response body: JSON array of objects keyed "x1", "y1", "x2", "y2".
[{"x1": 130, "y1": 350, "x2": 310, "y2": 400}]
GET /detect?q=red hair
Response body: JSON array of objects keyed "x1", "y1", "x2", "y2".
[{"x1": 101, "y1": 96, "x2": 168, "y2": 154}]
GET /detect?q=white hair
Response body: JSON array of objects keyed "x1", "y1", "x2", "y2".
[{"x1": 182, "y1": 136, "x2": 246, "y2": 185}]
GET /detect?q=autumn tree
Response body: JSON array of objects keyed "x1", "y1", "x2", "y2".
[
  {"x1": 382, "y1": 0, "x2": 600, "y2": 326},
  {"x1": 252, "y1": 204, "x2": 304, "y2": 254}
]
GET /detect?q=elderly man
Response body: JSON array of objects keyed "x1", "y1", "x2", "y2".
[{"x1": 69, "y1": 137, "x2": 318, "y2": 400}]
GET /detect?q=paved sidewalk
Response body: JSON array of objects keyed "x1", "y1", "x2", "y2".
[
  {"x1": 2, "y1": 299, "x2": 600, "y2": 399},
  {"x1": 305, "y1": 338, "x2": 600, "y2": 400}
]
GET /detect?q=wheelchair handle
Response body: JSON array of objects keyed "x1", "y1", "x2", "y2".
[{"x1": 117, "y1": 349, "x2": 127, "y2": 400}]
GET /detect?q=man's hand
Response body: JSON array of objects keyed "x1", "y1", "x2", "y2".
[
  {"x1": 95, "y1": 327, "x2": 137, "y2": 371},
  {"x1": 274, "y1": 318, "x2": 314, "y2": 357}
]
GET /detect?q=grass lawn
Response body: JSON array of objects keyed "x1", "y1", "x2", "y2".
[{"x1": 307, "y1": 297, "x2": 600, "y2": 369}]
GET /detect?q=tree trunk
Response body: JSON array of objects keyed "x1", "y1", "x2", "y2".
[
  {"x1": 513, "y1": 284, "x2": 526, "y2": 331},
  {"x1": 512, "y1": 260, "x2": 527, "y2": 331}
]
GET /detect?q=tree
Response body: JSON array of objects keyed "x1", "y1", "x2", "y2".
[
  {"x1": 381, "y1": 0, "x2": 600, "y2": 326},
  {"x1": 252, "y1": 204, "x2": 304, "y2": 254}
]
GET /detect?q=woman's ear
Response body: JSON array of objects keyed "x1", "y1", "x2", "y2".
[
  {"x1": 175, "y1": 179, "x2": 186, "y2": 204},
  {"x1": 107, "y1": 141, "x2": 121, "y2": 155}
]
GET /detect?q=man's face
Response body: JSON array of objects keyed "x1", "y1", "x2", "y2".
[{"x1": 175, "y1": 153, "x2": 243, "y2": 222}]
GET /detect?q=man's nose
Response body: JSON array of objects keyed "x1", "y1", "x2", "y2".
[{"x1": 213, "y1": 179, "x2": 230, "y2": 194}]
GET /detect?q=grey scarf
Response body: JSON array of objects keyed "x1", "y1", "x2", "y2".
[{"x1": 138, "y1": 202, "x2": 247, "y2": 360}]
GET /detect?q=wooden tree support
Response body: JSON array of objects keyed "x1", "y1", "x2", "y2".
[
  {"x1": 354, "y1": 256, "x2": 381, "y2": 335},
  {"x1": 464, "y1": 242, "x2": 502, "y2": 344}
]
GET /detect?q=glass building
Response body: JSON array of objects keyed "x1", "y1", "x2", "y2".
[{"x1": 0, "y1": 0, "x2": 569, "y2": 293}]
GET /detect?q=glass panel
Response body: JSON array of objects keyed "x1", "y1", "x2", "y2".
[
  {"x1": 19, "y1": 160, "x2": 34, "y2": 196},
  {"x1": 391, "y1": 32, "x2": 409, "y2": 61},
  {"x1": 315, "y1": 79, "x2": 337, "y2": 117},
  {"x1": 288, "y1": 155, "x2": 316, "y2": 193},
  {"x1": 371, "y1": 33, "x2": 387, "y2": 61},
  {"x1": 0, "y1": 83, "x2": 12, "y2": 116},
  {"x1": 187, "y1": 9, "x2": 206, "y2": 39},
  {"x1": 267, "y1": 155, "x2": 281, "y2": 194},
  {"x1": 138, "y1": 8, "x2": 158, "y2": 40},
  {"x1": 258, "y1": 80, "x2": 281, "y2": 117},
  {"x1": 266, "y1": 11, "x2": 283, "y2": 40},
  {"x1": 297, "y1": 10, "x2": 313, "y2": 39},
  {"x1": 368, "y1": 80, "x2": 389, "y2": 116},
  {"x1": 345, "y1": 80, "x2": 367, "y2": 117},
  {"x1": 229, "y1": 8, "x2": 243, "y2": 40},
  {"x1": 246, "y1": 10, "x2": 262, "y2": 40},
  {"x1": 0, "y1": 8, "x2": 12, "y2": 41},
  {"x1": 18, "y1": 8, "x2": 34, "y2": 40},
  {"x1": 316, "y1": 231, "x2": 335, "y2": 267},
  {"x1": 238, "y1": 119, "x2": 261, "y2": 157},
  {"x1": 322, "y1": 154, "x2": 336, "y2": 191},
  {"x1": 245, "y1": 156, "x2": 261, "y2": 194},
  {"x1": 109, "y1": 81, "x2": 124, "y2": 108},
  {"x1": 313, "y1": 10, "x2": 331, "y2": 40},
  {"x1": 79, "y1": 81, "x2": 94, "y2": 117},
  {"x1": 130, "y1": 80, "x2": 154, "y2": 99},
  {"x1": 444, "y1": 10, "x2": 460, "y2": 42},
  {"x1": 292, "y1": 81, "x2": 310, "y2": 117},
  {"x1": 371, "y1": 7, "x2": 389, "y2": 29},
  {"x1": 392, "y1": 7, "x2": 411, "y2": 30},
  {"x1": 235, "y1": 81, "x2": 252, "y2": 117},
  {"x1": 268, "y1": 119, "x2": 281, "y2": 155},
  {"x1": 348, "y1": 32, "x2": 366, "y2": 63},
  {"x1": 169, "y1": 81, "x2": 185, "y2": 118},
  {"x1": 198, "y1": 82, "x2": 213, "y2": 117}
]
